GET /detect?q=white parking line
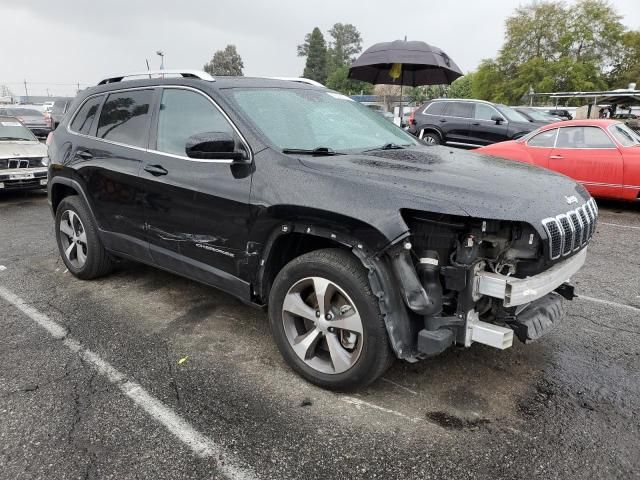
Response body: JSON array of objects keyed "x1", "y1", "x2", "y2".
[
  {"x1": 340, "y1": 396, "x2": 422, "y2": 423},
  {"x1": 381, "y1": 377, "x2": 418, "y2": 395},
  {"x1": 0, "y1": 286, "x2": 257, "y2": 480},
  {"x1": 599, "y1": 222, "x2": 640, "y2": 231},
  {"x1": 578, "y1": 295, "x2": 640, "y2": 313}
]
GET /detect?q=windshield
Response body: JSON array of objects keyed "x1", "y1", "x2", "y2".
[
  {"x1": 0, "y1": 120, "x2": 38, "y2": 141},
  {"x1": 496, "y1": 105, "x2": 530, "y2": 123},
  {"x1": 229, "y1": 88, "x2": 419, "y2": 152},
  {"x1": 609, "y1": 123, "x2": 640, "y2": 147},
  {"x1": 519, "y1": 108, "x2": 550, "y2": 122}
]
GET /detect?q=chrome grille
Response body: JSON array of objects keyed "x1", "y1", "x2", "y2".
[{"x1": 542, "y1": 199, "x2": 597, "y2": 260}]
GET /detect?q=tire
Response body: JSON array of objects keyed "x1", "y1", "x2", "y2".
[
  {"x1": 268, "y1": 248, "x2": 394, "y2": 390},
  {"x1": 421, "y1": 131, "x2": 441, "y2": 145},
  {"x1": 55, "y1": 195, "x2": 115, "y2": 280}
]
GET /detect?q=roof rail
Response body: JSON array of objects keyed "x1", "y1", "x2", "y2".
[
  {"x1": 267, "y1": 77, "x2": 325, "y2": 87},
  {"x1": 98, "y1": 70, "x2": 215, "y2": 85}
]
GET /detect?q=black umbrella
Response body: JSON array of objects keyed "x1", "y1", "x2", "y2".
[{"x1": 348, "y1": 40, "x2": 463, "y2": 119}]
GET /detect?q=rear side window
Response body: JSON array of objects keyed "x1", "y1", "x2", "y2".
[
  {"x1": 424, "y1": 102, "x2": 446, "y2": 116},
  {"x1": 556, "y1": 127, "x2": 615, "y2": 149},
  {"x1": 156, "y1": 89, "x2": 235, "y2": 156},
  {"x1": 70, "y1": 96, "x2": 102, "y2": 135},
  {"x1": 527, "y1": 129, "x2": 557, "y2": 148},
  {"x1": 447, "y1": 102, "x2": 473, "y2": 118},
  {"x1": 97, "y1": 90, "x2": 153, "y2": 148}
]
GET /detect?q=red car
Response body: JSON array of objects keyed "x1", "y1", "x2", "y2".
[{"x1": 477, "y1": 119, "x2": 640, "y2": 201}]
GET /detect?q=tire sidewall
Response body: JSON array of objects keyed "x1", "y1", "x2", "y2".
[
  {"x1": 268, "y1": 253, "x2": 389, "y2": 390},
  {"x1": 422, "y1": 131, "x2": 441, "y2": 145},
  {"x1": 55, "y1": 196, "x2": 101, "y2": 279}
]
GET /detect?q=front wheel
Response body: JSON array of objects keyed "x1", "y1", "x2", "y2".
[{"x1": 268, "y1": 249, "x2": 394, "y2": 390}]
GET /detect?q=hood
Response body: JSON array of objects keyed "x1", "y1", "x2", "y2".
[
  {"x1": 0, "y1": 141, "x2": 47, "y2": 159},
  {"x1": 297, "y1": 145, "x2": 589, "y2": 236}
]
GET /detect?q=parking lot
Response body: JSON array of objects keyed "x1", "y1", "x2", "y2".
[{"x1": 0, "y1": 190, "x2": 639, "y2": 479}]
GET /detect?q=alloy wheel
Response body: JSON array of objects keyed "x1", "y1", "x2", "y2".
[
  {"x1": 59, "y1": 210, "x2": 88, "y2": 268},
  {"x1": 282, "y1": 276, "x2": 364, "y2": 374},
  {"x1": 422, "y1": 132, "x2": 437, "y2": 144}
]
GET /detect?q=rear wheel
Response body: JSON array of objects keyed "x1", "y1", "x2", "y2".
[
  {"x1": 268, "y1": 249, "x2": 394, "y2": 390},
  {"x1": 55, "y1": 195, "x2": 115, "y2": 279},
  {"x1": 420, "y1": 130, "x2": 441, "y2": 145}
]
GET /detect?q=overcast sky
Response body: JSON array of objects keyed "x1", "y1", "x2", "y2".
[{"x1": 1, "y1": 0, "x2": 639, "y2": 97}]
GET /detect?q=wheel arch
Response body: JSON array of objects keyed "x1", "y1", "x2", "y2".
[
  {"x1": 253, "y1": 210, "x2": 418, "y2": 362},
  {"x1": 415, "y1": 125, "x2": 444, "y2": 141},
  {"x1": 49, "y1": 177, "x2": 101, "y2": 231}
]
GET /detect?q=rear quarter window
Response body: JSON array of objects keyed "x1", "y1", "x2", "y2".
[
  {"x1": 70, "y1": 96, "x2": 103, "y2": 135},
  {"x1": 96, "y1": 90, "x2": 153, "y2": 148},
  {"x1": 424, "y1": 102, "x2": 446, "y2": 116}
]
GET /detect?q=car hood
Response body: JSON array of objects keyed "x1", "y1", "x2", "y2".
[
  {"x1": 297, "y1": 145, "x2": 589, "y2": 235},
  {"x1": 0, "y1": 141, "x2": 47, "y2": 159}
]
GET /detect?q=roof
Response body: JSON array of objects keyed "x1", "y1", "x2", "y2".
[
  {"x1": 538, "y1": 119, "x2": 621, "y2": 129},
  {"x1": 78, "y1": 76, "x2": 325, "y2": 102}
]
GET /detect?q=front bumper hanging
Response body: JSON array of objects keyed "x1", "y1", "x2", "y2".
[{"x1": 473, "y1": 248, "x2": 587, "y2": 307}]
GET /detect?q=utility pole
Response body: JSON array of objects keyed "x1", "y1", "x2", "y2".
[
  {"x1": 23, "y1": 79, "x2": 29, "y2": 100},
  {"x1": 77, "y1": 82, "x2": 80, "y2": 93}
]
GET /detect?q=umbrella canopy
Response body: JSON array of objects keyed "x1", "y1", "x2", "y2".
[{"x1": 348, "y1": 40, "x2": 463, "y2": 86}]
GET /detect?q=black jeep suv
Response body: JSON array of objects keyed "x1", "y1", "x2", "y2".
[
  {"x1": 408, "y1": 98, "x2": 537, "y2": 147},
  {"x1": 47, "y1": 71, "x2": 596, "y2": 389}
]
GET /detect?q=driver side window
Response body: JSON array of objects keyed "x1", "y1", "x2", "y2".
[
  {"x1": 474, "y1": 104, "x2": 496, "y2": 121},
  {"x1": 156, "y1": 89, "x2": 234, "y2": 157}
]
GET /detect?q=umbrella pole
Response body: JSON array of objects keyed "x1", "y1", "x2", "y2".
[{"x1": 399, "y1": 67, "x2": 404, "y2": 127}]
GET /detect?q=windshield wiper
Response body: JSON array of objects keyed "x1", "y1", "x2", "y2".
[
  {"x1": 362, "y1": 143, "x2": 410, "y2": 153},
  {"x1": 282, "y1": 147, "x2": 342, "y2": 156}
]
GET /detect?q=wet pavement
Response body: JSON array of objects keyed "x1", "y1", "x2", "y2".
[{"x1": 1, "y1": 191, "x2": 638, "y2": 479}]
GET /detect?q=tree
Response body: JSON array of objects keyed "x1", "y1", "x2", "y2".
[
  {"x1": 448, "y1": 74, "x2": 474, "y2": 99},
  {"x1": 327, "y1": 23, "x2": 363, "y2": 69},
  {"x1": 325, "y1": 65, "x2": 372, "y2": 95},
  {"x1": 298, "y1": 27, "x2": 328, "y2": 84},
  {"x1": 203, "y1": 45, "x2": 244, "y2": 76},
  {"x1": 470, "y1": 0, "x2": 628, "y2": 104},
  {"x1": 609, "y1": 30, "x2": 640, "y2": 87}
]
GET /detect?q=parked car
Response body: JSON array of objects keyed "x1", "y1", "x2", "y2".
[
  {"x1": 0, "y1": 107, "x2": 51, "y2": 137},
  {"x1": 50, "y1": 97, "x2": 74, "y2": 129},
  {"x1": 477, "y1": 119, "x2": 640, "y2": 201},
  {"x1": 407, "y1": 99, "x2": 537, "y2": 147},
  {"x1": 47, "y1": 71, "x2": 595, "y2": 389},
  {"x1": 514, "y1": 107, "x2": 556, "y2": 125},
  {"x1": 612, "y1": 113, "x2": 639, "y2": 131},
  {"x1": 0, "y1": 116, "x2": 48, "y2": 191},
  {"x1": 545, "y1": 109, "x2": 573, "y2": 120}
]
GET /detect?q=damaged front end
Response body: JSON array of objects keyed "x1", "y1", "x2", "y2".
[{"x1": 367, "y1": 208, "x2": 591, "y2": 362}]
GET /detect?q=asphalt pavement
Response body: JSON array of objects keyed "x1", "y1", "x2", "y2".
[{"x1": 1, "y1": 190, "x2": 638, "y2": 480}]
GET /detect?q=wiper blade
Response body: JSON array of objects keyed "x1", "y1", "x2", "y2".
[
  {"x1": 0, "y1": 136, "x2": 31, "y2": 141},
  {"x1": 362, "y1": 143, "x2": 409, "y2": 153},
  {"x1": 282, "y1": 147, "x2": 342, "y2": 156}
]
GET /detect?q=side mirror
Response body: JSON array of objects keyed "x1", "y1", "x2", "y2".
[
  {"x1": 491, "y1": 114, "x2": 505, "y2": 125},
  {"x1": 185, "y1": 132, "x2": 247, "y2": 161}
]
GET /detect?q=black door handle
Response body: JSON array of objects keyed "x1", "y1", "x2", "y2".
[
  {"x1": 76, "y1": 150, "x2": 93, "y2": 160},
  {"x1": 144, "y1": 164, "x2": 168, "y2": 176},
  {"x1": 439, "y1": 119, "x2": 447, "y2": 123},
  {"x1": 472, "y1": 122, "x2": 480, "y2": 126}
]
